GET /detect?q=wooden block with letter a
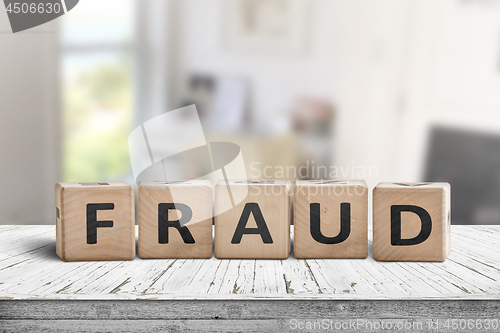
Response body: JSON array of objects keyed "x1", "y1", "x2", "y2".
[
  {"x1": 55, "y1": 181, "x2": 135, "y2": 261},
  {"x1": 294, "y1": 180, "x2": 368, "y2": 259},
  {"x1": 373, "y1": 182, "x2": 451, "y2": 261},
  {"x1": 138, "y1": 180, "x2": 212, "y2": 259},
  {"x1": 214, "y1": 180, "x2": 291, "y2": 259}
]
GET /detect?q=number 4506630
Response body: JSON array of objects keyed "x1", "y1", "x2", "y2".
[
  {"x1": 6, "y1": 2, "x2": 62, "y2": 14},
  {"x1": 443, "y1": 319, "x2": 499, "y2": 330}
]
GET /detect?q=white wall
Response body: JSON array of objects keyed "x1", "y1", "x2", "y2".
[
  {"x1": 175, "y1": 0, "x2": 342, "y2": 129},
  {"x1": 173, "y1": 0, "x2": 413, "y2": 190},
  {"x1": 0, "y1": 11, "x2": 59, "y2": 224},
  {"x1": 396, "y1": 0, "x2": 500, "y2": 181}
]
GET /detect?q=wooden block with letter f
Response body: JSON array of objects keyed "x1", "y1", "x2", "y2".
[
  {"x1": 294, "y1": 180, "x2": 368, "y2": 259},
  {"x1": 373, "y1": 182, "x2": 451, "y2": 261},
  {"x1": 55, "y1": 181, "x2": 135, "y2": 261},
  {"x1": 214, "y1": 180, "x2": 291, "y2": 259},
  {"x1": 138, "y1": 180, "x2": 213, "y2": 259}
]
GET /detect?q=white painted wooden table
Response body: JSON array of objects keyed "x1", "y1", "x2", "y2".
[{"x1": 1, "y1": 225, "x2": 500, "y2": 332}]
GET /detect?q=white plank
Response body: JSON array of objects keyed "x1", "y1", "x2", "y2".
[
  {"x1": 112, "y1": 259, "x2": 178, "y2": 295},
  {"x1": 230, "y1": 260, "x2": 256, "y2": 295},
  {"x1": 281, "y1": 258, "x2": 321, "y2": 294},
  {"x1": 0, "y1": 225, "x2": 500, "y2": 300}
]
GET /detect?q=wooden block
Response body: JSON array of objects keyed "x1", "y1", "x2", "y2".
[
  {"x1": 373, "y1": 182, "x2": 451, "y2": 261},
  {"x1": 214, "y1": 180, "x2": 291, "y2": 259},
  {"x1": 55, "y1": 181, "x2": 135, "y2": 261},
  {"x1": 138, "y1": 180, "x2": 212, "y2": 259},
  {"x1": 294, "y1": 180, "x2": 368, "y2": 259}
]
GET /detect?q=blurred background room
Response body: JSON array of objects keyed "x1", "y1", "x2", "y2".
[{"x1": 2, "y1": 0, "x2": 500, "y2": 225}]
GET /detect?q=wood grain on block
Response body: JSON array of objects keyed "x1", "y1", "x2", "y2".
[
  {"x1": 294, "y1": 180, "x2": 368, "y2": 259},
  {"x1": 214, "y1": 180, "x2": 291, "y2": 259},
  {"x1": 138, "y1": 180, "x2": 212, "y2": 259},
  {"x1": 373, "y1": 182, "x2": 451, "y2": 262},
  {"x1": 54, "y1": 181, "x2": 135, "y2": 261}
]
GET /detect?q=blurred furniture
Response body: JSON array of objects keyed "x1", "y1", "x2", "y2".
[
  {"x1": 425, "y1": 127, "x2": 500, "y2": 225},
  {"x1": 1, "y1": 225, "x2": 499, "y2": 331},
  {"x1": 205, "y1": 133, "x2": 301, "y2": 182}
]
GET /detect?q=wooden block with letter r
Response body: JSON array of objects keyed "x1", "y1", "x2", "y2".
[
  {"x1": 373, "y1": 182, "x2": 451, "y2": 261},
  {"x1": 294, "y1": 180, "x2": 368, "y2": 259},
  {"x1": 138, "y1": 180, "x2": 212, "y2": 259},
  {"x1": 55, "y1": 181, "x2": 135, "y2": 261},
  {"x1": 214, "y1": 180, "x2": 291, "y2": 259}
]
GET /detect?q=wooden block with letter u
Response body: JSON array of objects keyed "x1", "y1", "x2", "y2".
[
  {"x1": 138, "y1": 180, "x2": 212, "y2": 259},
  {"x1": 373, "y1": 182, "x2": 451, "y2": 261},
  {"x1": 214, "y1": 180, "x2": 291, "y2": 259},
  {"x1": 294, "y1": 180, "x2": 368, "y2": 259},
  {"x1": 55, "y1": 181, "x2": 135, "y2": 261}
]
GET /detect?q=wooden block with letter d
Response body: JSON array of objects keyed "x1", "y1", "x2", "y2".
[
  {"x1": 294, "y1": 180, "x2": 368, "y2": 259},
  {"x1": 214, "y1": 180, "x2": 291, "y2": 259},
  {"x1": 138, "y1": 180, "x2": 212, "y2": 259},
  {"x1": 54, "y1": 181, "x2": 135, "y2": 261},
  {"x1": 373, "y1": 182, "x2": 451, "y2": 261}
]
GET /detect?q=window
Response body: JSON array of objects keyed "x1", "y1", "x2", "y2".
[{"x1": 60, "y1": 0, "x2": 136, "y2": 182}]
